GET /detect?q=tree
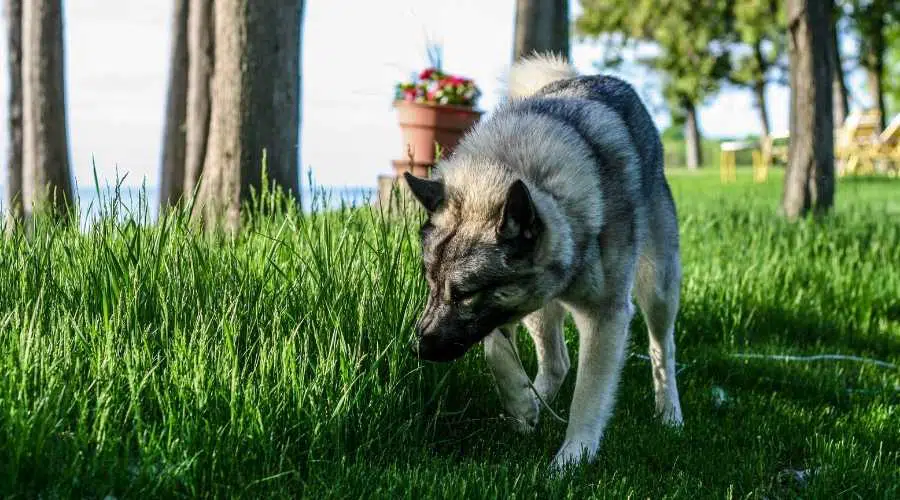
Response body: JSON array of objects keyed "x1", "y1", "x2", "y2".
[
  {"x1": 831, "y1": 6, "x2": 850, "y2": 126},
  {"x1": 159, "y1": 0, "x2": 189, "y2": 209},
  {"x1": 728, "y1": 0, "x2": 787, "y2": 151},
  {"x1": 782, "y1": 0, "x2": 834, "y2": 218},
  {"x1": 4, "y1": 0, "x2": 23, "y2": 228},
  {"x1": 884, "y1": 17, "x2": 900, "y2": 116},
  {"x1": 577, "y1": 0, "x2": 731, "y2": 169},
  {"x1": 843, "y1": 0, "x2": 898, "y2": 131},
  {"x1": 21, "y1": 0, "x2": 73, "y2": 218},
  {"x1": 183, "y1": 0, "x2": 213, "y2": 198},
  {"x1": 194, "y1": 0, "x2": 303, "y2": 231},
  {"x1": 514, "y1": 0, "x2": 570, "y2": 61}
]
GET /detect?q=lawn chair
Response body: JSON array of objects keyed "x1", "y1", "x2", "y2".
[
  {"x1": 719, "y1": 140, "x2": 757, "y2": 183},
  {"x1": 871, "y1": 114, "x2": 900, "y2": 176},
  {"x1": 835, "y1": 109, "x2": 882, "y2": 176}
]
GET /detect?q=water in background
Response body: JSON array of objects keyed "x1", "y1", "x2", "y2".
[{"x1": 1, "y1": 184, "x2": 378, "y2": 229}]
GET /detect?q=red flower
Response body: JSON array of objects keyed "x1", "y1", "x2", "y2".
[{"x1": 419, "y1": 68, "x2": 439, "y2": 80}]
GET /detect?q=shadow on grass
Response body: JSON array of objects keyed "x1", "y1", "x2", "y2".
[{"x1": 676, "y1": 297, "x2": 900, "y2": 361}]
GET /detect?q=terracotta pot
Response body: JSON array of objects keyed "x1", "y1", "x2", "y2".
[{"x1": 393, "y1": 100, "x2": 482, "y2": 169}]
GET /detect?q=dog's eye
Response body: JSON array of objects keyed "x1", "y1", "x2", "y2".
[
  {"x1": 460, "y1": 291, "x2": 482, "y2": 305},
  {"x1": 452, "y1": 288, "x2": 482, "y2": 304}
]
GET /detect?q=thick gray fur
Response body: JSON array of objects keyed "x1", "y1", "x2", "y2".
[{"x1": 407, "y1": 53, "x2": 684, "y2": 471}]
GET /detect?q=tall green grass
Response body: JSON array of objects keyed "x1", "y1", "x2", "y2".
[{"x1": 1, "y1": 170, "x2": 898, "y2": 498}]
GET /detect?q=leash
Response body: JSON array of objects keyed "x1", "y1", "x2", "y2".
[{"x1": 500, "y1": 326, "x2": 568, "y2": 424}]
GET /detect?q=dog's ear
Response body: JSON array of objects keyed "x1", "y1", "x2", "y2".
[
  {"x1": 404, "y1": 172, "x2": 444, "y2": 212},
  {"x1": 498, "y1": 179, "x2": 541, "y2": 241}
]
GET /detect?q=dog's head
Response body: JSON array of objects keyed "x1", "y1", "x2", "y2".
[{"x1": 404, "y1": 171, "x2": 558, "y2": 362}]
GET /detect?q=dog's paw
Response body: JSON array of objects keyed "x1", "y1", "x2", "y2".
[
  {"x1": 656, "y1": 400, "x2": 684, "y2": 428},
  {"x1": 501, "y1": 386, "x2": 539, "y2": 433},
  {"x1": 549, "y1": 438, "x2": 598, "y2": 473}
]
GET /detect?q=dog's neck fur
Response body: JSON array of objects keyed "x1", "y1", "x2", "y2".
[{"x1": 436, "y1": 110, "x2": 606, "y2": 294}]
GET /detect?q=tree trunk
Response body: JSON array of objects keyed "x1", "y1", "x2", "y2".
[
  {"x1": 195, "y1": 0, "x2": 303, "y2": 231},
  {"x1": 159, "y1": 0, "x2": 189, "y2": 209},
  {"x1": 682, "y1": 98, "x2": 702, "y2": 170},
  {"x1": 513, "y1": 0, "x2": 570, "y2": 61},
  {"x1": 830, "y1": 14, "x2": 849, "y2": 127},
  {"x1": 866, "y1": 66, "x2": 886, "y2": 131},
  {"x1": 22, "y1": 0, "x2": 73, "y2": 218},
  {"x1": 862, "y1": 11, "x2": 886, "y2": 132},
  {"x1": 782, "y1": 0, "x2": 834, "y2": 219},
  {"x1": 751, "y1": 42, "x2": 771, "y2": 142},
  {"x1": 5, "y1": 0, "x2": 23, "y2": 228},
  {"x1": 752, "y1": 82, "x2": 771, "y2": 140},
  {"x1": 183, "y1": 0, "x2": 213, "y2": 198},
  {"x1": 753, "y1": 81, "x2": 772, "y2": 164}
]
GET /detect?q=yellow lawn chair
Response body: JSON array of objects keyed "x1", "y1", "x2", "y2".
[
  {"x1": 871, "y1": 114, "x2": 900, "y2": 176},
  {"x1": 719, "y1": 140, "x2": 757, "y2": 183},
  {"x1": 836, "y1": 109, "x2": 882, "y2": 176}
]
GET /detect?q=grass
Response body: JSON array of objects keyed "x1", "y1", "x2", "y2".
[{"x1": 1, "y1": 168, "x2": 898, "y2": 498}]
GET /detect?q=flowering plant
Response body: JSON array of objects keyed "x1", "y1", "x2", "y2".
[{"x1": 395, "y1": 67, "x2": 481, "y2": 107}]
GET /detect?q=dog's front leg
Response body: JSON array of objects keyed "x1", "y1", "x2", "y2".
[
  {"x1": 483, "y1": 328, "x2": 539, "y2": 433},
  {"x1": 551, "y1": 299, "x2": 633, "y2": 470}
]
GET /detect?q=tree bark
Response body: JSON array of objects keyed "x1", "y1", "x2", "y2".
[
  {"x1": 195, "y1": 0, "x2": 303, "y2": 231},
  {"x1": 21, "y1": 0, "x2": 73, "y2": 218},
  {"x1": 183, "y1": 0, "x2": 213, "y2": 198},
  {"x1": 782, "y1": 0, "x2": 834, "y2": 219},
  {"x1": 682, "y1": 98, "x2": 702, "y2": 170},
  {"x1": 159, "y1": 0, "x2": 189, "y2": 209},
  {"x1": 866, "y1": 66, "x2": 886, "y2": 131},
  {"x1": 753, "y1": 82, "x2": 771, "y2": 140},
  {"x1": 861, "y1": 8, "x2": 886, "y2": 131},
  {"x1": 5, "y1": 0, "x2": 23, "y2": 228},
  {"x1": 751, "y1": 42, "x2": 771, "y2": 142},
  {"x1": 753, "y1": 81, "x2": 772, "y2": 164},
  {"x1": 513, "y1": 0, "x2": 570, "y2": 61},
  {"x1": 830, "y1": 14, "x2": 849, "y2": 127}
]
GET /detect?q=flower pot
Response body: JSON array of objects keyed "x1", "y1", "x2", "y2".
[{"x1": 393, "y1": 100, "x2": 482, "y2": 173}]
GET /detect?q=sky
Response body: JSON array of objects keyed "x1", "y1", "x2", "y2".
[{"x1": 0, "y1": 0, "x2": 872, "y2": 190}]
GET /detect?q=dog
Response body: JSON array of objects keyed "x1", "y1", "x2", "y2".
[{"x1": 405, "y1": 53, "x2": 684, "y2": 470}]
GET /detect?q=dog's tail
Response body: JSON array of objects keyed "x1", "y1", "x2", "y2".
[{"x1": 507, "y1": 52, "x2": 578, "y2": 99}]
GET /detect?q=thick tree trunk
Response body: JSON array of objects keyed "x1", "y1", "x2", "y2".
[
  {"x1": 22, "y1": 0, "x2": 73, "y2": 218},
  {"x1": 258, "y1": 0, "x2": 302, "y2": 197},
  {"x1": 682, "y1": 98, "x2": 702, "y2": 170},
  {"x1": 159, "y1": 0, "x2": 189, "y2": 209},
  {"x1": 5, "y1": 0, "x2": 23, "y2": 228},
  {"x1": 830, "y1": 15, "x2": 849, "y2": 127},
  {"x1": 782, "y1": 0, "x2": 834, "y2": 219},
  {"x1": 513, "y1": 0, "x2": 570, "y2": 61},
  {"x1": 195, "y1": 0, "x2": 303, "y2": 231},
  {"x1": 183, "y1": 0, "x2": 213, "y2": 198}
]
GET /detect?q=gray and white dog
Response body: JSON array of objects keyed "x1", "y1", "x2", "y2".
[{"x1": 405, "y1": 53, "x2": 684, "y2": 470}]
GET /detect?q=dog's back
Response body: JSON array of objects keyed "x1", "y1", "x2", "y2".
[{"x1": 503, "y1": 54, "x2": 680, "y2": 267}]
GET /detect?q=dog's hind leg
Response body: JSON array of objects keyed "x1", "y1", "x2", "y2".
[
  {"x1": 483, "y1": 328, "x2": 539, "y2": 433},
  {"x1": 522, "y1": 300, "x2": 569, "y2": 403},
  {"x1": 635, "y1": 251, "x2": 684, "y2": 427}
]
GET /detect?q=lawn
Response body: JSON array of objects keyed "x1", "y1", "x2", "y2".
[{"x1": 1, "y1": 168, "x2": 898, "y2": 498}]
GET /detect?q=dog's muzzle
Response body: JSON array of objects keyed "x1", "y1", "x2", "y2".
[{"x1": 410, "y1": 330, "x2": 472, "y2": 363}]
